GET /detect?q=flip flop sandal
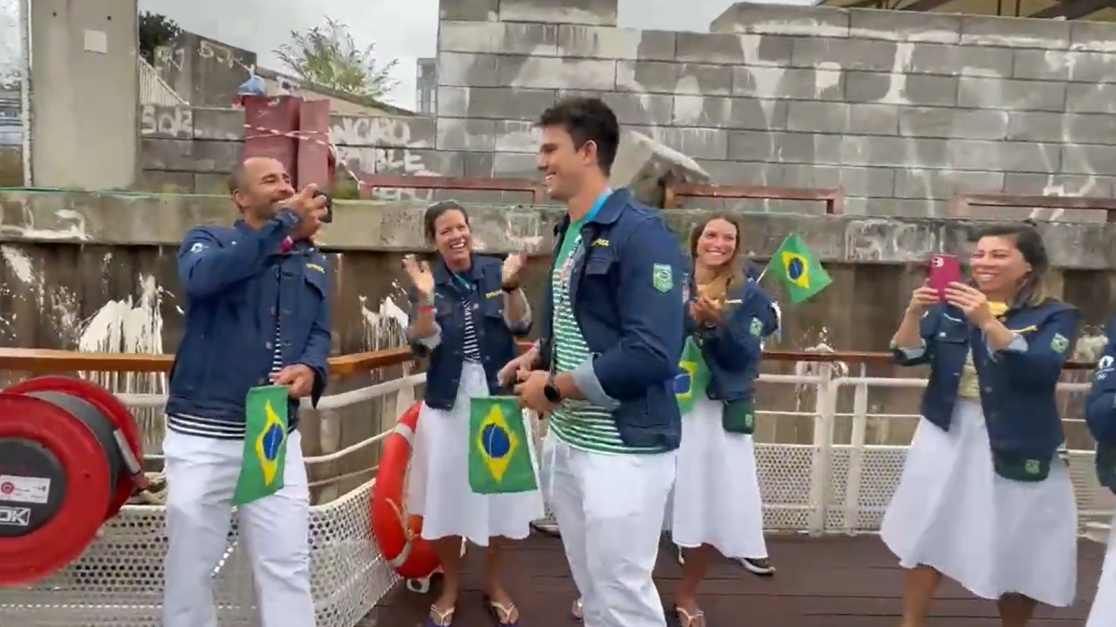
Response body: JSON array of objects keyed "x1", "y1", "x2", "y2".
[
  {"x1": 482, "y1": 594, "x2": 520, "y2": 626},
  {"x1": 425, "y1": 604, "x2": 456, "y2": 627},
  {"x1": 568, "y1": 597, "x2": 582, "y2": 622},
  {"x1": 670, "y1": 604, "x2": 706, "y2": 627}
]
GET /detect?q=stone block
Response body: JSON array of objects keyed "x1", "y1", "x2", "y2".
[
  {"x1": 1014, "y1": 49, "x2": 1116, "y2": 84},
  {"x1": 498, "y1": 0, "x2": 618, "y2": 27},
  {"x1": 898, "y1": 107, "x2": 1008, "y2": 141},
  {"x1": 139, "y1": 105, "x2": 194, "y2": 139},
  {"x1": 462, "y1": 152, "x2": 495, "y2": 178},
  {"x1": 893, "y1": 169, "x2": 1004, "y2": 200},
  {"x1": 1007, "y1": 111, "x2": 1116, "y2": 145},
  {"x1": 907, "y1": 43, "x2": 1014, "y2": 77},
  {"x1": 615, "y1": 61, "x2": 679, "y2": 94},
  {"x1": 675, "y1": 32, "x2": 793, "y2": 67},
  {"x1": 672, "y1": 96, "x2": 787, "y2": 131},
  {"x1": 439, "y1": 0, "x2": 499, "y2": 21},
  {"x1": 695, "y1": 159, "x2": 784, "y2": 186},
  {"x1": 710, "y1": 2, "x2": 849, "y2": 38},
  {"x1": 786, "y1": 101, "x2": 899, "y2": 136},
  {"x1": 436, "y1": 118, "x2": 496, "y2": 152},
  {"x1": 791, "y1": 37, "x2": 899, "y2": 73},
  {"x1": 437, "y1": 52, "x2": 500, "y2": 88},
  {"x1": 1004, "y1": 172, "x2": 1116, "y2": 197},
  {"x1": 438, "y1": 21, "x2": 558, "y2": 55},
  {"x1": 732, "y1": 66, "x2": 845, "y2": 101},
  {"x1": 956, "y1": 77, "x2": 1066, "y2": 112},
  {"x1": 608, "y1": 130, "x2": 710, "y2": 208},
  {"x1": 1061, "y1": 144, "x2": 1116, "y2": 176},
  {"x1": 497, "y1": 56, "x2": 617, "y2": 91},
  {"x1": 492, "y1": 152, "x2": 540, "y2": 178},
  {"x1": 557, "y1": 26, "x2": 675, "y2": 61},
  {"x1": 493, "y1": 120, "x2": 541, "y2": 153},
  {"x1": 848, "y1": 10, "x2": 960, "y2": 44},
  {"x1": 844, "y1": 72, "x2": 958, "y2": 108},
  {"x1": 557, "y1": 90, "x2": 674, "y2": 126},
  {"x1": 437, "y1": 87, "x2": 557, "y2": 121},
  {"x1": 140, "y1": 138, "x2": 193, "y2": 171},
  {"x1": 946, "y1": 139, "x2": 1060, "y2": 175},
  {"x1": 1065, "y1": 83, "x2": 1116, "y2": 114},
  {"x1": 1070, "y1": 21, "x2": 1116, "y2": 52},
  {"x1": 674, "y1": 64, "x2": 733, "y2": 96},
  {"x1": 192, "y1": 107, "x2": 245, "y2": 141},
  {"x1": 190, "y1": 140, "x2": 242, "y2": 173},
  {"x1": 626, "y1": 126, "x2": 728, "y2": 161},
  {"x1": 958, "y1": 15, "x2": 1069, "y2": 50},
  {"x1": 782, "y1": 164, "x2": 896, "y2": 198}
]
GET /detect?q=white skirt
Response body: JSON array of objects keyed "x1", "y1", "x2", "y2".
[
  {"x1": 406, "y1": 361, "x2": 545, "y2": 546},
  {"x1": 666, "y1": 393, "x2": 768, "y2": 559},
  {"x1": 881, "y1": 399, "x2": 1077, "y2": 607},
  {"x1": 1087, "y1": 512, "x2": 1116, "y2": 627}
]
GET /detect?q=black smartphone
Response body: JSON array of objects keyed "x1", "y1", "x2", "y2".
[{"x1": 313, "y1": 189, "x2": 334, "y2": 223}]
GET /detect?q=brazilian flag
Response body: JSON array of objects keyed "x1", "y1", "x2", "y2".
[
  {"x1": 233, "y1": 385, "x2": 289, "y2": 506},
  {"x1": 768, "y1": 235, "x2": 832, "y2": 304},
  {"x1": 469, "y1": 396, "x2": 537, "y2": 494},
  {"x1": 676, "y1": 337, "x2": 710, "y2": 415}
]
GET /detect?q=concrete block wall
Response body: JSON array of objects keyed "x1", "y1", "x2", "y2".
[
  {"x1": 138, "y1": 104, "x2": 537, "y2": 203},
  {"x1": 434, "y1": 0, "x2": 1116, "y2": 218}
]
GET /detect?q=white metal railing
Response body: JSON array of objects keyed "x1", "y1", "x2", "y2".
[
  {"x1": 0, "y1": 367, "x2": 1110, "y2": 627},
  {"x1": 138, "y1": 57, "x2": 187, "y2": 106}
]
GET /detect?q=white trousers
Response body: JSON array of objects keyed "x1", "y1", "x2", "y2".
[
  {"x1": 1087, "y1": 510, "x2": 1116, "y2": 627},
  {"x1": 162, "y1": 428, "x2": 315, "y2": 627},
  {"x1": 542, "y1": 431, "x2": 676, "y2": 627}
]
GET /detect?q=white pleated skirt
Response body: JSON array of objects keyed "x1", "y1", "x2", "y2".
[
  {"x1": 1087, "y1": 512, "x2": 1116, "y2": 626},
  {"x1": 881, "y1": 399, "x2": 1077, "y2": 607},
  {"x1": 665, "y1": 393, "x2": 768, "y2": 559},
  {"x1": 406, "y1": 361, "x2": 545, "y2": 546}
]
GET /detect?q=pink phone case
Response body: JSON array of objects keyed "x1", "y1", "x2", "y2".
[{"x1": 928, "y1": 254, "x2": 961, "y2": 301}]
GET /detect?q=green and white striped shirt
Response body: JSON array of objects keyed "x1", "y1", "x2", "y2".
[{"x1": 548, "y1": 222, "x2": 662, "y2": 455}]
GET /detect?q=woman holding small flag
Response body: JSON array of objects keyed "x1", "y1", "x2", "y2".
[
  {"x1": 667, "y1": 214, "x2": 779, "y2": 626},
  {"x1": 402, "y1": 201, "x2": 545, "y2": 627},
  {"x1": 884, "y1": 221, "x2": 1080, "y2": 627}
]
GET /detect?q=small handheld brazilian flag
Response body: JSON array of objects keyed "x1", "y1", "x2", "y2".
[
  {"x1": 767, "y1": 235, "x2": 832, "y2": 304},
  {"x1": 234, "y1": 385, "x2": 289, "y2": 506},
  {"x1": 675, "y1": 337, "x2": 711, "y2": 416},
  {"x1": 468, "y1": 396, "x2": 537, "y2": 494}
]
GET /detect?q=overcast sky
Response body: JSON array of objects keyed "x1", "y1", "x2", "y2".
[{"x1": 1, "y1": 0, "x2": 815, "y2": 107}]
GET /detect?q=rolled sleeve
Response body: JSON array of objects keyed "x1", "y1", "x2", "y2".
[{"x1": 571, "y1": 357, "x2": 621, "y2": 411}]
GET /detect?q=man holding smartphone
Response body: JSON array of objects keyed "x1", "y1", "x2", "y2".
[{"x1": 162, "y1": 157, "x2": 332, "y2": 627}]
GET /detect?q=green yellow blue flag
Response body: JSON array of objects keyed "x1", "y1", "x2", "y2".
[
  {"x1": 234, "y1": 385, "x2": 289, "y2": 506},
  {"x1": 468, "y1": 396, "x2": 537, "y2": 494},
  {"x1": 767, "y1": 235, "x2": 832, "y2": 304},
  {"x1": 675, "y1": 337, "x2": 711, "y2": 415}
]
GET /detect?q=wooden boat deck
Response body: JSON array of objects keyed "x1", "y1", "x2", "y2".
[{"x1": 365, "y1": 533, "x2": 1104, "y2": 626}]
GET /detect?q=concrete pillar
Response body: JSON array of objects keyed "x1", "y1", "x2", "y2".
[{"x1": 30, "y1": 0, "x2": 139, "y2": 189}]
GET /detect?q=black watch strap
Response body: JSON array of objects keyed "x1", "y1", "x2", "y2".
[{"x1": 543, "y1": 375, "x2": 562, "y2": 403}]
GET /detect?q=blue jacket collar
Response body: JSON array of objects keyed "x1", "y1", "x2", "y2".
[
  {"x1": 434, "y1": 254, "x2": 484, "y2": 286},
  {"x1": 553, "y1": 188, "x2": 632, "y2": 235},
  {"x1": 234, "y1": 219, "x2": 315, "y2": 253}
]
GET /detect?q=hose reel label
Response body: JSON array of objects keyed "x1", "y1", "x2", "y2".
[
  {"x1": 0, "y1": 506, "x2": 30, "y2": 527},
  {"x1": 0, "y1": 475, "x2": 51, "y2": 504}
]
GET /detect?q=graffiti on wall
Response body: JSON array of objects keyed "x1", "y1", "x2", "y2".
[
  {"x1": 330, "y1": 116, "x2": 441, "y2": 201},
  {"x1": 140, "y1": 104, "x2": 194, "y2": 139}
]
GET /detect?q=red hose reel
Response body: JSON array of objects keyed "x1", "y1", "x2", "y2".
[{"x1": 0, "y1": 376, "x2": 145, "y2": 586}]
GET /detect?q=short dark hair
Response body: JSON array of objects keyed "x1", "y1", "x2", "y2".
[
  {"x1": 537, "y1": 97, "x2": 620, "y2": 174},
  {"x1": 228, "y1": 160, "x2": 249, "y2": 196},
  {"x1": 423, "y1": 200, "x2": 469, "y2": 243}
]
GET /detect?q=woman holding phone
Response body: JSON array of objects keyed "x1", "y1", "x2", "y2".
[
  {"x1": 884, "y1": 221, "x2": 1080, "y2": 627},
  {"x1": 1084, "y1": 316, "x2": 1116, "y2": 627},
  {"x1": 403, "y1": 201, "x2": 545, "y2": 627}
]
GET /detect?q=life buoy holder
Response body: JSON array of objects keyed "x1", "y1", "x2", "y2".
[
  {"x1": 0, "y1": 376, "x2": 146, "y2": 585},
  {"x1": 371, "y1": 402, "x2": 440, "y2": 580}
]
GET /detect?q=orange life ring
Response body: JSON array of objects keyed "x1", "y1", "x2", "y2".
[{"x1": 371, "y1": 401, "x2": 440, "y2": 580}]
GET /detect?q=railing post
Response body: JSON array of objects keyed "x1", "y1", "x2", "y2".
[
  {"x1": 807, "y1": 364, "x2": 836, "y2": 535},
  {"x1": 843, "y1": 368, "x2": 869, "y2": 534}
]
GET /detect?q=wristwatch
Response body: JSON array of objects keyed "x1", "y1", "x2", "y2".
[{"x1": 543, "y1": 375, "x2": 562, "y2": 403}]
